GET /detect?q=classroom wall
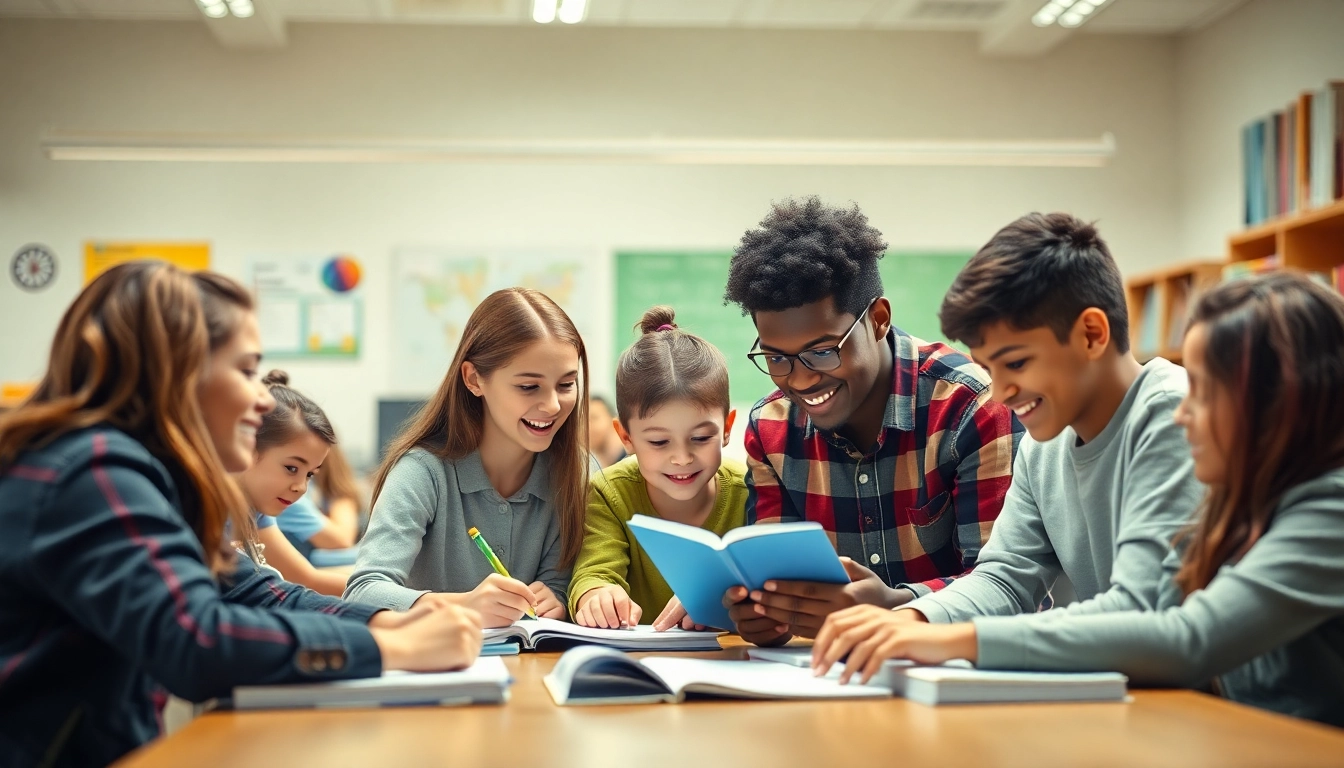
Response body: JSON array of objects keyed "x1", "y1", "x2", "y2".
[
  {"x1": 0, "y1": 19, "x2": 1182, "y2": 465},
  {"x1": 1176, "y1": 0, "x2": 1344, "y2": 259}
]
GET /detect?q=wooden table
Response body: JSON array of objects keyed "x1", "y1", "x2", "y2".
[{"x1": 118, "y1": 639, "x2": 1344, "y2": 768}]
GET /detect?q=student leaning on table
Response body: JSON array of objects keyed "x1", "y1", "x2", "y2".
[
  {"x1": 0, "y1": 264, "x2": 482, "y2": 768},
  {"x1": 813, "y1": 271, "x2": 1344, "y2": 728}
]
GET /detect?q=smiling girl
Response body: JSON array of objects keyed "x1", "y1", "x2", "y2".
[
  {"x1": 234, "y1": 370, "x2": 349, "y2": 596},
  {"x1": 569, "y1": 306, "x2": 746, "y2": 630},
  {"x1": 344, "y1": 288, "x2": 588, "y2": 627}
]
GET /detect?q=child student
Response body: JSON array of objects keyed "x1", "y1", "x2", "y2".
[
  {"x1": 0, "y1": 264, "x2": 481, "y2": 767},
  {"x1": 569, "y1": 307, "x2": 748, "y2": 629},
  {"x1": 234, "y1": 370, "x2": 350, "y2": 596},
  {"x1": 813, "y1": 272, "x2": 1344, "y2": 727},
  {"x1": 805, "y1": 213, "x2": 1202, "y2": 632},
  {"x1": 344, "y1": 288, "x2": 587, "y2": 627}
]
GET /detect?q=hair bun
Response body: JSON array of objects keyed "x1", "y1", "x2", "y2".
[
  {"x1": 636, "y1": 305, "x2": 677, "y2": 335},
  {"x1": 262, "y1": 369, "x2": 290, "y2": 387}
]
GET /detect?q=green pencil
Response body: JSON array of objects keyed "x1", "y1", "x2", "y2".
[{"x1": 468, "y1": 526, "x2": 536, "y2": 619}]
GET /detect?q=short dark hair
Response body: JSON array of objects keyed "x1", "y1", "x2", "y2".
[
  {"x1": 725, "y1": 196, "x2": 887, "y2": 318},
  {"x1": 939, "y1": 213, "x2": 1129, "y2": 352},
  {"x1": 589, "y1": 393, "x2": 614, "y2": 415},
  {"x1": 616, "y1": 306, "x2": 730, "y2": 424}
]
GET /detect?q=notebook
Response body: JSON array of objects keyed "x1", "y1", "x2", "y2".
[
  {"x1": 746, "y1": 647, "x2": 1127, "y2": 705},
  {"x1": 543, "y1": 646, "x2": 892, "y2": 705},
  {"x1": 232, "y1": 657, "x2": 512, "y2": 710},
  {"x1": 482, "y1": 616, "x2": 724, "y2": 652},
  {"x1": 626, "y1": 516, "x2": 849, "y2": 630}
]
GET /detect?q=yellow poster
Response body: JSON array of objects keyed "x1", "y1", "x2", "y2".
[{"x1": 83, "y1": 242, "x2": 211, "y2": 285}]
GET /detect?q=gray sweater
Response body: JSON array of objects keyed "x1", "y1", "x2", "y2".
[
  {"x1": 906, "y1": 359, "x2": 1204, "y2": 622},
  {"x1": 343, "y1": 449, "x2": 570, "y2": 611},
  {"x1": 975, "y1": 468, "x2": 1344, "y2": 727}
]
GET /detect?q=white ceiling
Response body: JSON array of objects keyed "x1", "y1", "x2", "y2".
[{"x1": 0, "y1": 0, "x2": 1250, "y2": 33}]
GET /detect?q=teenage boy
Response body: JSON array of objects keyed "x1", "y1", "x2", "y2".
[
  {"x1": 812, "y1": 212, "x2": 1205, "y2": 660},
  {"x1": 720, "y1": 196, "x2": 1022, "y2": 646}
]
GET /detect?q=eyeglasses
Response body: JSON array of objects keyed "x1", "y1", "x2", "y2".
[{"x1": 747, "y1": 299, "x2": 876, "y2": 377}]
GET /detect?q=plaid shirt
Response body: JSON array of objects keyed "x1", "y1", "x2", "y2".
[{"x1": 745, "y1": 328, "x2": 1022, "y2": 596}]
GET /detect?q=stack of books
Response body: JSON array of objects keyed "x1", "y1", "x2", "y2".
[{"x1": 1242, "y1": 81, "x2": 1344, "y2": 225}]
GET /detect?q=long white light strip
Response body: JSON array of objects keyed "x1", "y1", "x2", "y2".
[
  {"x1": 42, "y1": 133, "x2": 1117, "y2": 168},
  {"x1": 557, "y1": 0, "x2": 587, "y2": 24},
  {"x1": 533, "y1": 0, "x2": 558, "y2": 24},
  {"x1": 1032, "y1": 0, "x2": 1110, "y2": 28}
]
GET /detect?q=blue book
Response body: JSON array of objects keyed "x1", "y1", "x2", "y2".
[{"x1": 627, "y1": 515, "x2": 849, "y2": 631}]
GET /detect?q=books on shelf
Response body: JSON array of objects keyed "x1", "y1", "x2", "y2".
[
  {"x1": 744, "y1": 647, "x2": 1128, "y2": 706},
  {"x1": 1333, "y1": 266, "x2": 1344, "y2": 294},
  {"x1": 1222, "y1": 254, "x2": 1280, "y2": 282},
  {"x1": 627, "y1": 516, "x2": 850, "y2": 631},
  {"x1": 482, "y1": 616, "x2": 724, "y2": 653},
  {"x1": 231, "y1": 657, "x2": 512, "y2": 710},
  {"x1": 1244, "y1": 80, "x2": 1344, "y2": 225},
  {"x1": 1137, "y1": 284, "x2": 1160, "y2": 356},
  {"x1": 542, "y1": 646, "x2": 891, "y2": 706}
]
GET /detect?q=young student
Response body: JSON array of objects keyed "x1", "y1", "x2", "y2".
[
  {"x1": 0, "y1": 263, "x2": 482, "y2": 767},
  {"x1": 344, "y1": 288, "x2": 587, "y2": 627},
  {"x1": 720, "y1": 197, "x2": 1022, "y2": 646},
  {"x1": 587, "y1": 394, "x2": 628, "y2": 468},
  {"x1": 813, "y1": 271, "x2": 1344, "y2": 727},
  {"x1": 569, "y1": 307, "x2": 748, "y2": 629},
  {"x1": 844, "y1": 213, "x2": 1204, "y2": 630},
  {"x1": 234, "y1": 370, "x2": 351, "y2": 596}
]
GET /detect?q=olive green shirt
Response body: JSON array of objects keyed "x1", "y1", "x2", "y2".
[{"x1": 568, "y1": 456, "x2": 748, "y2": 621}]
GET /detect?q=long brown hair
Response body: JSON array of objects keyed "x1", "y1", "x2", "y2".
[
  {"x1": 371, "y1": 288, "x2": 590, "y2": 567},
  {"x1": 0, "y1": 262, "x2": 254, "y2": 572},
  {"x1": 315, "y1": 443, "x2": 362, "y2": 509},
  {"x1": 1175, "y1": 271, "x2": 1344, "y2": 594}
]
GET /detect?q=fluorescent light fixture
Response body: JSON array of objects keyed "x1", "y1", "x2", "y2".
[
  {"x1": 532, "y1": 0, "x2": 557, "y2": 23},
  {"x1": 557, "y1": 0, "x2": 586, "y2": 24},
  {"x1": 1033, "y1": 0, "x2": 1108, "y2": 28},
  {"x1": 197, "y1": 0, "x2": 228, "y2": 19},
  {"x1": 41, "y1": 132, "x2": 1118, "y2": 168},
  {"x1": 227, "y1": 0, "x2": 254, "y2": 18}
]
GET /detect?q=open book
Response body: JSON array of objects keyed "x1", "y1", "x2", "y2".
[
  {"x1": 627, "y1": 516, "x2": 849, "y2": 630},
  {"x1": 746, "y1": 647, "x2": 1127, "y2": 705},
  {"x1": 232, "y1": 657, "x2": 512, "y2": 710},
  {"x1": 543, "y1": 646, "x2": 891, "y2": 705},
  {"x1": 482, "y1": 616, "x2": 723, "y2": 652}
]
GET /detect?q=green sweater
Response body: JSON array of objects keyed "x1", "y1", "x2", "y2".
[{"x1": 568, "y1": 456, "x2": 748, "y2": 621}]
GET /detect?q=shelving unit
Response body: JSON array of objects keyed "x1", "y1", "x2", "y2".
[
  {"x1": 1228, "y1": 198, "x2": 1344, "y2": 272},
  {"x1": 1125, "y1": 260, "x2": 1226, "y2": 365}
]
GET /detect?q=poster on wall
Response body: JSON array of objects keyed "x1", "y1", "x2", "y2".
[
  {"x1": 249, "y1": 255, "x2": 363, "y2": 359},
  {"x1": 392, "y1": 247, "x2": 598, "y2": 392},
  {"x1": 84, "y1": 242, "x2": 210, "y2": 285}
]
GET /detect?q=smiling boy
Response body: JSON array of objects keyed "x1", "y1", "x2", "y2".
[
  {"x1": 815, "y1": 211, "x2": 1205, "y2": 646},
  {"x1": 719, "y1": 197, "x2": 1021, "y2": 646}
]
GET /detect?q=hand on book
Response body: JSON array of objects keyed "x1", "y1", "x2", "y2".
[
  {"x1": 369, "y1": 601, "x2": 484, "y2": 673},
  {"x1": 739, "y1": 557, "x2": 912, "y2": 639},
  {"x1": 811, "y1": 605, "x2": 977, "y2": 685},
  {"x1": 528, "y1": 581, "x2": 566, "y2": 619},
  {"x1": 651, "y1": 596, "x2": 708, "y2": 632},
  {"x1": 461, "y1": 573, "x2": 538, "y2": 628},
  {"x1": 723, "y1": 586, "x2": 793, "y2": 647},
  {"x1": 575, "y1": 585, "x2": 642, "y2": 628}
]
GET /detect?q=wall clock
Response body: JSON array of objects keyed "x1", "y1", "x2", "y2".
[{"x1": 11, "y1": 244, "x2": 57, "y2": 291}]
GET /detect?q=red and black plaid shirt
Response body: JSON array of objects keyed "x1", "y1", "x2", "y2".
[{"x1": 745, "y1": 328, "x2": 1022, "y2": 596}]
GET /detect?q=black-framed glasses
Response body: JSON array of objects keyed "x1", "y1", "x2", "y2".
[{"x1": 747, "y1": 299, "x2": 876, "y2": 377}]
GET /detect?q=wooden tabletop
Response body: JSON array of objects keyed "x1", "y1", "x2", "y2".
[{"x1": 118, "y1": 638, "x2": 1344, "y2": 768}]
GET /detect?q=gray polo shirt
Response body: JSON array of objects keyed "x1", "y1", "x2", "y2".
[{"x1": 343, "y1": 448, "x2": 570, "y2": 611}]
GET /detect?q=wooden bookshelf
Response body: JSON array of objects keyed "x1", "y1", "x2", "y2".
[
  {"x1": 1229, "y1": 198, "x2": 1344, "y2": 272},
  {"x1": 1126, "y1": 260, "x2": 1225, "y2": 365}
]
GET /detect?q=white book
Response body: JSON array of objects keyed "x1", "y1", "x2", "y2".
[
  {"x1": 747, "y1": 647, "x2": 1126, "y2": 705},
  {"x1": 543, "y1": 646, "x2": 892, "y2": 705},
  {"x1": 482, "y1": 616, "x2": 723, "y2": 652},
  {"x1": 232, "y1": 656, "x2": 512, "y2": 710}
]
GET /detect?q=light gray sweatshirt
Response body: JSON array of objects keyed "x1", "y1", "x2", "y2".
[
  {"x1": 905, "y1": 358, "x2": 1203, "y2": 622},
  {"x1": 975, "y1": 468, "x2": 1344, "y2": 727},
  {"x1": 343, "y1": 449, "x2": 570, "y2": 611}
]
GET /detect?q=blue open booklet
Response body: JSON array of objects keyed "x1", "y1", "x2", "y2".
[{"x1": 627, "y1": 516, "x2": 849, "y2": 630}]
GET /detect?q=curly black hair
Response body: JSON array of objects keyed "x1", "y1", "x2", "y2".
[{"x1": 724, "y1": 196, "x2": 887, "y2": 317}]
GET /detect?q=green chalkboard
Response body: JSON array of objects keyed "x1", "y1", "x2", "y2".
[{"x1": 613, "y1": 251, "x2": 972, "y2": 410}]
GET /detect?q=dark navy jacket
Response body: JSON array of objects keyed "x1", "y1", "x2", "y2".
[{"x1": 0, "y1": 427, "x2": 385, "y2": 767}]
